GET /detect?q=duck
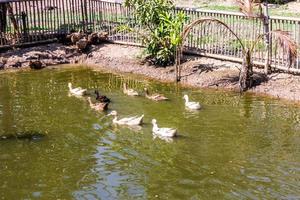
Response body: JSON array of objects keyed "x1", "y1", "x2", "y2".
[
  {"x1": 183, "y1": 95, "x2": 201, "y2": 110},
  {"x1": 88, "y1": 32, "x2": 99, "y2": 44},
  {"x1": 108, "y1": 110, "x2": 144, "y2": 126},
  {"x1": 95, "y1": 90, "x2": 110, "y2": 103},
  {"x1": 69, "y1": 31, "x2": 85, "y2": 44},
  {"x1": 87, "y1": 97, "x2": 108, "y2": 111},
  {"x1": 68, "y1": 82, "x2": 87, "y2": 96},
  {"x1": 151, "y1": 119, "x2": 177, "y2": 138},
  {"x1": 76, "y1": 38, "x2": 88, "y2": 51},
  {"x1": 98, "y1": 31, "x2": 109, "y2": 41},
  {"x1": 144, "y1": 88, "x2": 168, "y2": 101},
  {"x1": 123, "y1": 83, "x2": 139, "y2": 96}
]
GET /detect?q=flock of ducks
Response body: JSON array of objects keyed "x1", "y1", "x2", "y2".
[{"x1": 68, "y1": 82, "x2": 201, "y2": 140}]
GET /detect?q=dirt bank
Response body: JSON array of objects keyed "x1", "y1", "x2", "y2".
[{"x1": 1, "y1": 43, "x2": 300, "y2": 102}]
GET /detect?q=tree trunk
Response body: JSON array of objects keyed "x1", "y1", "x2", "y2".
[
  {"x1": 239, "y1": 50, "x2": 253, "y2": 92},
  {"x1": 7, "y1": 3, "x2": 20, "y2": 35}
]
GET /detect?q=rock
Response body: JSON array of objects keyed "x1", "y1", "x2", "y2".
[
  {"x1": 12, "y1": 61, "x2": 22, "y2": 68},
  {"x1": 0, "y1": 63, "x2": 4, "y2": 70},
  {"x1": 0, "y1": 57, "x2": 7, "y2": 64},
  {"x1": 24, "y1": 52, "x2": 50, "y2": 60},
  {"x1": 29, "y1": 60, "x2": 44, "y2": 70}
]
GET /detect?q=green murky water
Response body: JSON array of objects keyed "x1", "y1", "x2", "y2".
[{"x1": 0, "y1": 67, "x2": 299, "y2": 200}]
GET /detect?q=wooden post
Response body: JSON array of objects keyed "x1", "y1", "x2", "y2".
[
  {"x1": 175, "y1": 46, "x2": 182, "y2": 82},
  {"x1": 81, "y1": 0, "x2": 88, "y2": 32},
  {"x1": 21, "y1": 11, "x2": 28, "y2": 39},
  {"x1": 175, "y1": 47, "x2": 179, "y2": 82},
  {"x1": 7, "y1": 3, "x2": 20, "y2": 35},
  {"x1": 262, "y1": 3, "x2": 270, "y2": 74}
]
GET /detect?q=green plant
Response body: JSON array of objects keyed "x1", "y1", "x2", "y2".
[
  {"x1": 179, "y1": 18, "x2": 297, "y2": 91},
  {"x1": 124, "y1": 0, "x2": 187, "y2": 66},
  {"x1": 176, "y1": 0, "x2": 298, "y2": 91}
]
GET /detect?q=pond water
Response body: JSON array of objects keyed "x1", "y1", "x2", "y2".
[{"x1": 0, "y1": 67, "x2": 299, "y2": 200}]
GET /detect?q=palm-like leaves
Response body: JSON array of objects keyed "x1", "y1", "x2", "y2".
[
  {"x1": 177, "y1": 16, "x2": 298, "y2": 89},
  {"x1": 236, "y1": 0, "x2": 259, "y2": 17},
  {"x1": 270, "y1": 30, "x2": 298, "y2": 64}
]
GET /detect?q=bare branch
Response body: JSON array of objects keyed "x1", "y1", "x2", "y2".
[{"x1": 181, "y1": 18, "x2": 245, "y2": 52}]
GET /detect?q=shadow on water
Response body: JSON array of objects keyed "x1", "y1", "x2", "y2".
[
  {"x1": 0, "y1": 131, "x2": 46, "y2": 142},
  {"x1": 0, "y1": 67, "x2": 299, "y2": 199}
]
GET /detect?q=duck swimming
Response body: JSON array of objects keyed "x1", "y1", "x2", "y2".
[
  {"x1": 151, "y1": 119, "x2": 177, "y2": 138},
  {"x1": 144, "y1": 88, "x2": 168, "y2": 101},
  {"x1": 183, "y1": 95, "x2": 201, "y2": 110},
  {"x1": 108, "y1": 110, "x2": 144, "y2": 126},
  {"x1": 87, "y1": 97, "x2": 108, "y2": 111},
  {"x1": 68, "y1": 82, "x2": 87, "y2": 96},
  {"x1": 95, "y1": 90, "x2": 110, "y2": 103},
  {"x1": 123, "y1": 83, "x2": 139, "y2": 96}
]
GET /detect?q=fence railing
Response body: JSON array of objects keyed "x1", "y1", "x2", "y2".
[{"x1": 1, "y1": 0, "x2": 300, "y2": 72}]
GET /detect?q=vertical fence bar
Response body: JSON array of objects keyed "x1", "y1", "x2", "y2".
[{"x1": 262, "y1": 3, "x2": 270, "y2": 74}]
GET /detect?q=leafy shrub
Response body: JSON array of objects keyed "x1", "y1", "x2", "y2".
[{"x1": 125, "y1": 0, "x2": 187, "y2": 66}]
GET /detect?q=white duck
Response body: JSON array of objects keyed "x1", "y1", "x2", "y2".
[
  {"x1": 68, "y1": 82, "x2": 87, "y2": 96},
  {"x1": 183, "y1": 95, "x2": 201, "y2": 110},
  {"x1": 108, "y1": 110, "x2": 144, "y2": 126},
  {"x1": 151, "y1": 119, "x2": 177, "y2": 138},
  {"x1": 123, "y1": 83, "x2": 139, "y2": 96}
]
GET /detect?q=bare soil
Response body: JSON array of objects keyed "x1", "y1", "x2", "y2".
[{"x1": 1, "y1": 43, "x2": 300, "y2": 103}]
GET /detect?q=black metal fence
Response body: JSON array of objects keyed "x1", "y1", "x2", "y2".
[{"x1": 1, "y1": 0, "x2": 300, "y2": 72}]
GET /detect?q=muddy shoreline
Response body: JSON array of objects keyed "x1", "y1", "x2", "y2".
[{"x1": 1, "y1": 43, "x2": 300, "y2": 103}]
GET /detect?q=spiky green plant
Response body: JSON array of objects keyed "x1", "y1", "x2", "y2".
[
  {"x1": 178, "y1": 18, "x2": 297, "y2": 91},
  {"x1": 176, "y1": 0, "x2": 298, "y2": 91}
]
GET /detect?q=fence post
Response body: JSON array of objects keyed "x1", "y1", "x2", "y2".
[
  {"x1": 82, "y1": 0, "x2": 88, "y2": 32},
  {"x1": 262, "y1": 3, "x2": 270, "y2": 74},
  {"x1": 21, "y1": 12, "x2": 28, "y2": 39}
]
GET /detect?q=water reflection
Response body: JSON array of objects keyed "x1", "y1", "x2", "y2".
[
  {"x1": 0, "y1": 131, "x2": 46, "y2": 141},
  {"x1": 0, "y1": 67, "x2": 299, "y2": 199}
]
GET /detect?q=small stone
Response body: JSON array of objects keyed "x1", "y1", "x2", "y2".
[
  {"x1": 29, "y1": 60, "x2": 44, "y2": 70},
  {"x1": 12, "y1": 61, "x2": 22, "y2": 68}
]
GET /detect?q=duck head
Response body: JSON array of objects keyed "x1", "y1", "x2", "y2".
[
  {"x1": 68, "y1": 82, "x2": 72, "y2": 89},
  {"x1": 95, "y1": 90, "x2": 100, "y2": 97},
  {"x1": 152, "y1": 119, "x2": 159, "y2": 130},
  {"x1": 144, "y1": 88, "x2": 149, "y2": 95},
  {"x1": 183, "y1": 95, "x2": 189, "y2": 102},
  {"x1": 107, "y1": 110, "x2": 118, "y2": 116},
  {"x1": 87, "y1": 97, "x2": 92, "y2": 104},
  {"x1": 151, "y1": 119, "x2": 157, "y2": 125}
]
